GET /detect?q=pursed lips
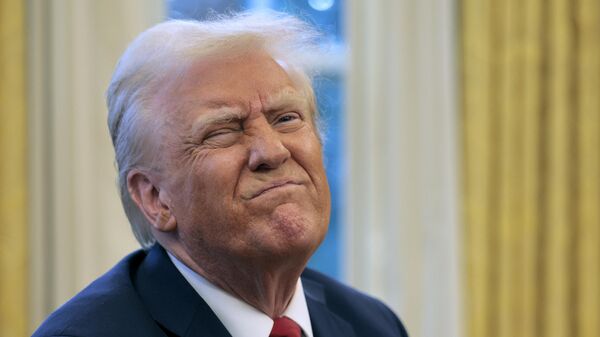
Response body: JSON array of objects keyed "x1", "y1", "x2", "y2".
[{"x1": 247, "y1": 179, "x2": 302, "y2": 199}]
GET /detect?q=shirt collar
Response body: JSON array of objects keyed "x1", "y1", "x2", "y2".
[{"x1": 168, "y1": 253, "x2": 314, "y2": 337}]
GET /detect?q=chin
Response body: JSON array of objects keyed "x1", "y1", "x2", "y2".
[
  {"x1": 271, "y1": 204, "x2": 324, "y2": 237},
  {"x1": 255, "y1": 210, "x2": 321, "y2": 253}
]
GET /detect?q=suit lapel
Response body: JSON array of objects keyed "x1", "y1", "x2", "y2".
[
  {"x1": 134, "y1": 245, "x2": 232, "y2": 337},
  {"x1": 302, "y1": 277, "x2": 356, "y2": 337}
]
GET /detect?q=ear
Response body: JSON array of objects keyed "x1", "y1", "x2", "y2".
[{"x1": 127, "y1": 169, "x2": 177, "y2": 232}]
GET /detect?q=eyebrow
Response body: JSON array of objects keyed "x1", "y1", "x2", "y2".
[
  {"x1": 190, "y1": 106, "x2": 245, "y2": 135},
  {"x1": 262, "y1": 88, "x2": 311, "y2": 113}
]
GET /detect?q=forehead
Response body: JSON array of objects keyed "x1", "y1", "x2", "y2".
[
  {"x1": 171, "y1": 51, "x2": 298, "y2": 103},
  {"x1": 152, "y1": 51, "x2": 313, "y2": 123}
]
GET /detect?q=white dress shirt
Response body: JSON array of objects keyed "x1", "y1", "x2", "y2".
[{"x1": 168, "y1": 253, "x2": 314, "y2": 337}]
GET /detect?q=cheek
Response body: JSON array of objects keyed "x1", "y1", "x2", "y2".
[
  {"x1": 290, "y1": 134, "x2": 327, "y2": 179},
  {"x1": 183, "y1": 148, "x2": 247, "y2": 207},
  {"x1": 286, "y1": 134, "x2": 331, "y2": 215},
  {"x1": 174, "y1": 152, "x2": 247, "y2": 242}
]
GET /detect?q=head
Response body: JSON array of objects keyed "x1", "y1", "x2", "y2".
[{"x1": 107, "y1": 12, "x2": 330, "y2": 269}]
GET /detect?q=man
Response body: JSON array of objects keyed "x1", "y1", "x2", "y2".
[{"x1": 33, "y1": 12, "x2": 409, "y2": 337}]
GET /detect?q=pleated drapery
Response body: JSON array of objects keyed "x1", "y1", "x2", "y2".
[
  {"x1": 0, "y1": 0, "x2": 28, "y2": 335},
  {"x1": 461, "y1": 0, "x2": 600, "y2": 336}
]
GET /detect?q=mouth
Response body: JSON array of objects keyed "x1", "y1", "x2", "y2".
[{"x1": 248, "y1": 180, "x2": 302, "y2": 199}]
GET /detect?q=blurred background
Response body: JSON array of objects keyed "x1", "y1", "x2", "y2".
[{"x1": 1, "y1": 0, "x2": 598, "y2": 336}]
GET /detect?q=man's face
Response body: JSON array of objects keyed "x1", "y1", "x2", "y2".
[{"x1": 152, "y1": 51, "x2": 330, "y2": 267}]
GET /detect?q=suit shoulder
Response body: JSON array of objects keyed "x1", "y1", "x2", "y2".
[
  {"x1": 302, "y1": 268, "x2": 388, "y2": 309},
  {"x1": 302, "y1": 268, "x2": 409, "y2": 337},
  {"x1": 32, "y1": 250, "x2": 162, "y2": 337}
]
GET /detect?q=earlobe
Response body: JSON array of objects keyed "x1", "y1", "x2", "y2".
[{"x1": 127, "y1": 169, "x2": 177, "y2": 232}]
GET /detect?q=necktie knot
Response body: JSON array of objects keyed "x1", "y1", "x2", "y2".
[{"x1": 269, "y1": 316, "x2": 302, "y2": 337}]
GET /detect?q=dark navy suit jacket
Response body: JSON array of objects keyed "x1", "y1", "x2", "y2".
[{"x1": 33, "y1": 245, "x2": 409, "y2": 337}]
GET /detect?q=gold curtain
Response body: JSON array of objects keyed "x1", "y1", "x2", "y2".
[
  {"x1": 461, "y1": 0, "x2": 600, "y2": 336},
  {"x1": 0, "y1": 0, "x2": 28, "y2": 335}
]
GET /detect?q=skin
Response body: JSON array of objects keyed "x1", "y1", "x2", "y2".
[{"x1": 127, "y1": 50, "x2": 331, "y2": 318}]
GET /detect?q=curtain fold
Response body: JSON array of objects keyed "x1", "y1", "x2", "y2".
[
  {"x1": 0, "y1": 0, "x2": 28, "y2": 335},
  {"x1": 347, "y1": 1, "x2": 461, "y2": 336},
  {"x1": 461, "y1": 0, "x2": 600, "y2": 336},
  {"x1": 26, "y1": 0, "x2": 164, "y2": 330}
]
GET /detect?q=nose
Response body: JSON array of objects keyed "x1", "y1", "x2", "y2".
[{"x1": 247, "y1": 126, "x2": 291, "y2": 172}]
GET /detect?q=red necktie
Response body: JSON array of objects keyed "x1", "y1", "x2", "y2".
[{"x1": 269, "y1": 316, "x2": 302, "y2": 337}]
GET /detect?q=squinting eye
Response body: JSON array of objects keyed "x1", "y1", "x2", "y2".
[
  {"x1": 203, "y1": 128, "x2": 240, "y2": 143},
  {"x1": 206, "y1": 130, "x2": 231, "y2": 139},
  {"x1": 276, "y1": 113, "x2": 300, "y2": 123}
]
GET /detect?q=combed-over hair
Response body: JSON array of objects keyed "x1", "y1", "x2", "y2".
[{"x1": 106, "y1": 11, "x2": 321, "y2": 249}]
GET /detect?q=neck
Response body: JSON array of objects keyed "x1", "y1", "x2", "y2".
[{"x1": 168, "y1": 245, "x2": 307, "y2": 318}]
